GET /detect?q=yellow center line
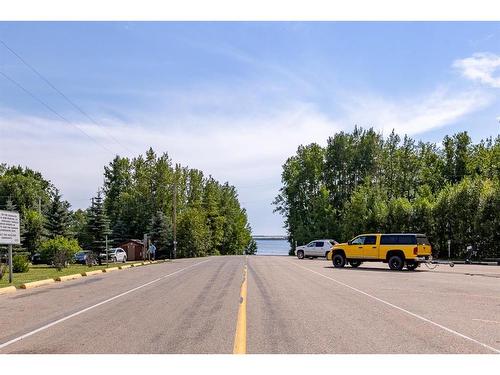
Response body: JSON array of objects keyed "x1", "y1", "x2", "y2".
[{"x1": 233, "y1": 256, "x2": 248, "y2": 354}]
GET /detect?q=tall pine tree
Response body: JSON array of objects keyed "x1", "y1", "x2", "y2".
[
  {"x1": 86, "y1": 190, "x2": 111, "y2": 259},
  {"x1": 46, "y1": 189, "x2": 71, "y2": 238}
]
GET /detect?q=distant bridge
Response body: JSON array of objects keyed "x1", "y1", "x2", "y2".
[{"x1": 252, "y1": 235, "x2": 288, "y2": 240}]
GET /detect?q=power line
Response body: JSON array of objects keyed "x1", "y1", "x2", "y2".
[
  {"x1": 0, "y1": 70, "x2": 115, "y2": 155},
  {"x1": 0, "y1": 39, "x2": 134, "y2": 154}
]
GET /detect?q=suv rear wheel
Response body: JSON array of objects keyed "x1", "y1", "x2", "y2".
[
  {"x1": 388, "y1": 255, "x2": 404, "y2": 271},
  {"x1": 406, "y1": 262, "x2": 418, "y2": 271},
  {"x1": 297, "y1": 250, "x2": 304, "y2": 259},
  {"x1": 332, "y1": 253, "x2": 346, "y2": 268},
  {"x1": 350, "y1": 260, "x2": 362, "y2": 268}
]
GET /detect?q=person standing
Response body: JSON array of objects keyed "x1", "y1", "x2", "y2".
[{"x1": 149, "y1": 242, "x2": 157, "y2": 261}]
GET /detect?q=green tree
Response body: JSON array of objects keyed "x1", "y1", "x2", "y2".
[
  {"x1": 86, "y1": 191, "x2": 111, "y2": 259},
  {"x1": 45, "y1": 189, "x2": 71, "y2": 238},
  {"x1": 21, "y1": 209, "x2": 46, "y2": 255},
  {"x1": 97, "y1": 148, "x2": 252, "y2": 258},
  {"x1": 476, "y1": 180, "x2": 500, "y2": 258},
  {"x1": 69, "y1": 209, "x2": 90, "y2": 247},
  {"x1": 246, "y1": 239, "x2": 257, "y2": 255},
  {"x1": 148, "y1": 210, "x2": 173, "y2": 258},
  {"x1": 40, "y1": 236, "x2": 81, "y2": 270},
  {"x1": 0, "y1": 165, "x2": 53, "y2": 214},
  {"x1": 177, "y1": 207, "x2": 209, "y2": 258},
  {"x1": 386, "y1": 197, "x2": 413, "y2": 233}
]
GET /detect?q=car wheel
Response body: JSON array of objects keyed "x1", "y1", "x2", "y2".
[
  {"x1": 406, "y1": 262, "x2": 418, "y2": 271},
  {"x1": 350, "y1": 260, "x2": 362, "y2": 268},
  {"x1": 388, "y1": 255, "x2": 404, "y2": 271},
  {"x1": 123, "y1": 256, "x2": 127, "y2": 263},
  {"x1": 297, "y1": 250, "x2": 304, "y2": 259},
  {"x1": 332, "y1": 253, "x2": 346, "y2": 268}
]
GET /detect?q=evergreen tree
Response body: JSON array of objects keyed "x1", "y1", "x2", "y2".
[
  {"x1": 111, "y1": 218, "x2": 130, "y2": 246},
  {"x1": 45, "y1": 189, "x2": 71, "y2": 238},
  {"x1": 86, "y1": 191, "x2": 111, "y2": 259},
  {"x1": 148, "y1": 210, "x2": 173, "y2": 257}
]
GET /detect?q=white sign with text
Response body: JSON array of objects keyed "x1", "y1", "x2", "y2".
[{"x1": 0, "y1": 210, "x2": 21, "y2": 245}]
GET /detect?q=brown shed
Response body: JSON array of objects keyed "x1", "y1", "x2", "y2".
[{"x1": 119, "y1": 239, "x2": 144, "y2": 261}]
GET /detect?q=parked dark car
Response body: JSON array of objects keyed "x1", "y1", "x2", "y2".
[
  {"x1": 74, "y1": 250, "x2": 95, "y2": 265},
  {"x1": 31, "y1": 252, "x2": 47, "y2": 265}
]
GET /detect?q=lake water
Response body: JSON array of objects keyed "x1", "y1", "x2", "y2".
[{"x1": 255, "y1": 239, "x2": 290, "y2": 256}]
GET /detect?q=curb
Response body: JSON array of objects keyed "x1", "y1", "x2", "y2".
[
  {"x1": 55, "y1": 273, "x2": 82, "y2": 282},
  {"x1": 82, "y1": 270, "x2": 104, "y2": 276},
  {"x1": 0, "y1": 286, "x2": 17, "y2": 295},
  {"x1": 20, "y1": 278, "x2": 55, "y2": 289},
  {"x1": 102, "y1": 267, "x2": 119, "y2": 273},
  {"x1": 1, "y1": 259, "x2": 170, "y2": 294}
]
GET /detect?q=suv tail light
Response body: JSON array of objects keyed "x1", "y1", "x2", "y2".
[{"x1": 413, "y1": 247, "x2": 418, "y2": 255}]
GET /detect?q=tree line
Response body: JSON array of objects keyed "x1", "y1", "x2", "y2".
[
  {"x1": 0, "y1": 148, "x2": 253, "y2": 265},
  {"x1": 274, "y1": 127, "x2": 500, "y2": 259}
]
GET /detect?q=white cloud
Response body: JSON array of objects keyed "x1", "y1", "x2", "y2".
[
  {"x1": 2, "y1": 51, "x2": 497, "y2": 235},
  {"x1": 453, "y1": 52, "x2": 500, "y2": 88},
  {"x1": 339, "y1": 87, "x2": 491, "y2": 136},
  {"x1": 1, "y1": 80, "x2": 492, "y2": 235},
  {"x1": 0, "y1": 103, "x2": 339, "y2": 234}
]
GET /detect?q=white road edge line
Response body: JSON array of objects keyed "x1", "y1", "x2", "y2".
[
  {"x1": 0, "y1": 258, "x2": 212, "y2": 351},
  {"x1": 473, "y1": 319, "x2": 500, "y2": 325},
  {"x1": 289, "y1": 261, "x2": 500, "y2": 354}
]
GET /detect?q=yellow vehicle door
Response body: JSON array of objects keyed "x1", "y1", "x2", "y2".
[
  {"x1": 348, "y1": 236, "x2": 366, "y2": 259},
  {"x1": 362, "y1": 235, "x2": 378, "y2": 258}
]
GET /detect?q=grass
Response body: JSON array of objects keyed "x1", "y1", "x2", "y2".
[{"x1": 0, "y1": 261, "x2": 135, "y2": 288}]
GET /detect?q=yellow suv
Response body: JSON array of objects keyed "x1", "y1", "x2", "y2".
[{"x1": 329, "y1": 233, "x2": 432, "y2": 271}]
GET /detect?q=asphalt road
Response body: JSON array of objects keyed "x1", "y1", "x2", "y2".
[{"x1": 0, "y1": 256, "x2": 499, "y2": 354}]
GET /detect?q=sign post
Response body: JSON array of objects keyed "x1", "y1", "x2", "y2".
[{"x1": 0, "y1": 210, "x2": 21, "y2": 284}]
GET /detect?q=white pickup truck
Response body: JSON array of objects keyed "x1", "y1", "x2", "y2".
[{"x1": 295, "y1": 239, "x2": 338, "y2": 259}]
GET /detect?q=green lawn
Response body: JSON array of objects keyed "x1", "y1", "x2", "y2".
[{"x1": 0, "y1": 261, "x2": 134, "y2": 288}]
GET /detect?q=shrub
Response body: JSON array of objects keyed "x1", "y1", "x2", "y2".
[
  {"x1": 246, "y1": 239, "x2": 257, "y2": 255},
  {"x1": 40, "y1": 236, "x2": 81, "y2": 271},
  {"x1": 12, "y1": 254, "x2": 30, "y2": 273}
]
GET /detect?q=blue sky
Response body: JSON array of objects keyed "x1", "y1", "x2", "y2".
[{"x1": 1, "y1": 22, "x2": 500, "y2": 235}]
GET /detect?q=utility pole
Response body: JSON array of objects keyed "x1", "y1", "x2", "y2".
[
  {"x1": 38, "y1": 196, "x2": 41, "y2": 215},
  {"x1": 8, "y1": 244, "x2": 12, "y2": 284},
  {"x1": 143, "y1": 233, "x2": 148, "y2": 261},
  {"x1": 172, "y1": 178, "x2": 177, "y2": 260}
]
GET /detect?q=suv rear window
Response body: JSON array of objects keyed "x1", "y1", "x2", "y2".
[
  {"x1": 315, "y1": 242, "x2": 324, "y2": 247},
  {"x1": 416, "y1": 235, "x2": 430, "y2": 245},
  {"x1": 380, "y1": 235, "x2": 417, "y2": 245}
]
